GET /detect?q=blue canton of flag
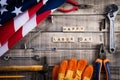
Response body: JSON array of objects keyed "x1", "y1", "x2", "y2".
[{"x1": 0, "y1": 0, "x2": 41, "y2": 26}]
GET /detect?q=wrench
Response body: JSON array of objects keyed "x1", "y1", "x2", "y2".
[
  {"x1": 3, "y1": 55, "x2": 40, "y2": 61},
  {"x1": 107, "y1": 4, "x2": 119, "y2": 53}
]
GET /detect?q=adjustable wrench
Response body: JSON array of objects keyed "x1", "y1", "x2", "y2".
[{"x1": 107, "y1": 4, "x2": 119, "y2": 53}]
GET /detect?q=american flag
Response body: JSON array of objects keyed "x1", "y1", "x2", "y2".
[{"x1": 0, "y1": 0, "x2": 66, "y2": 56}]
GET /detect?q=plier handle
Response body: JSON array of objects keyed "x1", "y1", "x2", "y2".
[
  {"x1": 95, "y1": 44, "x2": 111, "y2": 80},
  {"x1": 58, "y1": 0, "x2": 92, "y2": 13}
]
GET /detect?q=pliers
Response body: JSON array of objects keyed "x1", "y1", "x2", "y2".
[
  {"x1": 58, "y1": 0, "x2": 92, "y2": 12},
  {"x1": 95, "y1": 44, "x2": 111, "y2": 80}
]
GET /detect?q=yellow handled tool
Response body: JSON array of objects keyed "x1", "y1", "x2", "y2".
[
  {"x1": 0, "y1": 75, "x2": 25, "y2": 79},
  {"x1": 0, "y1": 65, "x2": 43, "y2": 71}
]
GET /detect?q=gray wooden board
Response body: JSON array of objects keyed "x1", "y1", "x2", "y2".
[
  {"x1": 1, "y1": 0, "x2": 120, "y2": 80},
  {"x1": 1, "y1": 49, "x2": 120, "y2": 66},
  {"x1": 52, "y1": 0, "x2": 120, "y2": 15},
  {"x1": 1, "y1": 49, "x2": 120, "y2": 80},
  {"x1": 13, "y1": 32, "x2": 104, "y2": 49},
  {"x1": 13, "y1": 32, "x2": 120, "y2": 50},
  {"x1": 31, "y1": 15, "x2": 120, "y2": 32}
]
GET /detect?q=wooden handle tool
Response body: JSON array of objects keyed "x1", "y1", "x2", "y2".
[
  {"x1": 0, "y1": 65, "x2": 43, "y2": 71},
  {"x1": 0, "y1": 75, "x2": 25, "y2": 79}
]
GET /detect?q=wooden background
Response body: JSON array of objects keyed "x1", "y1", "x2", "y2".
[{"x1": 0, "y1": 0, "x2": 120, "y2": 80}]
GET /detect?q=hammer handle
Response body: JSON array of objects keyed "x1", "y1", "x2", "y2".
[
  {"x1": 0, "y1": 65, "x2": 43, "y2": 71},
  {"x1": 0, "y1": 75, "x2": 25, "y2": 79}
]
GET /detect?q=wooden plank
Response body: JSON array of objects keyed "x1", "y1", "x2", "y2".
[
  {"x1": 33, "y1": 15, "x2": 120, "y2": 32},
  {"x1": 0, "y1": 49, "x2": 102, "y2": 66},
  {"x1": 13, "y1": 33, "x2": 104, "y2": 49},
  {"x1": 1, "y1": 0, "x2": 120, "y2": 79},
  {"x1": 1, "y1": 49, "x2": 120, "y2": 66},
  {"x1": 52, "y1": 0, "x2": 120, "y2": 15},
  {"x1": 13, "y1": 32, "x2": 120, "y2": 52},
  {"x1": 45, "y1": 15, "x2": 104, "y2": 32}
]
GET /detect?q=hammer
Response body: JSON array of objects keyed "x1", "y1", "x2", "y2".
[{"x1": 0, "y1": 56, "x2": 49, "y2": 80}]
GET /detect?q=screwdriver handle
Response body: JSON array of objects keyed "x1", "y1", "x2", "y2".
[
  {"x1": 103, "y1": 59, "x2": 111, "y2": 80},
  {"x1": 95, "y1": 59, "x2": 102, "y2": 80}
]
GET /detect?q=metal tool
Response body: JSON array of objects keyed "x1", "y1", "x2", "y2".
[
  {"x1": 95, "y1": 44, "x2": 111, "y2": 80},
  {"x1": 58, "y1": 0, "x2": 92, "y2": 12},
  {"x1": 0, "y1": 56, "x2": 49, "y2": 80},
  {"x1": 106, "y1": 4, "x2": 119, "y2": 53},
  {"x1": 3, "y1": 55, "x2": 40, "y2": 61}
]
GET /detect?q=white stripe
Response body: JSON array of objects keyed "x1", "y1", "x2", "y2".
[
  {"x1": 0, "y1": 42, "x2": 8, "y2": 56},
  {"x1": 37, "y1": 0, "x2": 41, "y2": 3},
  {"x1": 14, "y1": 11, "x2": 29, "y2": 31},
  {"x1": 22, "y1": 15, "x2": 37, "y2": 36},
  {"x1": 43, "y1": 0, "x2": 48, "y2": 4},
  {"x1": 51, "y1": 9, "x2": 57, "y2": 12}
]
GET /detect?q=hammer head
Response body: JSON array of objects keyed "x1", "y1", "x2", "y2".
[{"x1": 39, "y1": 56, "x2": 49, "y2": 80}]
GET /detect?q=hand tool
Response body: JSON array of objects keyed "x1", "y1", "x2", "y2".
[
  {"x1": 95, "y1": 44, "x2": 111, "y2": 80},
  {"x1": 58, "y1": 0, "x2": 92, "y2": 12},
  {"x1": 0, "y1": 56, "x2": 49, "y2": 71},
  {"x1": 0, "y1": 65, "x2": 43, "y2": 71},
  {"x1": 106, "y1": 4, "x2": 119, "y2": 53},
  {"x1": 0, "y1": 75, "x2": 25, "y2": 79},
  {"x1": 3, "y1": 55, "x2": 40, "y2": 61},
  {"x1": 0, "y1": 56, "x2": 49, "y2": 80}
]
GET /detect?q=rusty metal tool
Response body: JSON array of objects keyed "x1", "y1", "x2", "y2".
[
  {"x1": 3, "y1": 55, "x2": 40, "y2": 61},
  {"x1": 106, "y1": 4, "x2": 119, "y2": 53},
  {"x1": 0, "y1": 75, "x2": 25, "y2": 79}
]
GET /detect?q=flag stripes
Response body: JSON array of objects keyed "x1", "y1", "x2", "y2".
[
  {"x1": 0, "y1": 0, "x2": 66, "y2": 56},
  {"x1": 0, "y1": 10, "x2": 51, "y2": 56},
  {"x1": 0, "y1": 1, "x2": 44, "y2": 47}
]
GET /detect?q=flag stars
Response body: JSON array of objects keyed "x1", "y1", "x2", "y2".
[
  {"x1": 22, "y1": 0, "x2": 24, "y2": 3},
  {"x1": 0, "y1": 0, "x2": 8, "y2": 7},
  {"x1": 0, "y1": 7, "x2": 8, "y2": 14},
  {"x1": 37, "y1": 0, "x2": 41, "y2": 3},
  {"x1": 12, "y1": 7, "x2": 23, "y2": 16}
]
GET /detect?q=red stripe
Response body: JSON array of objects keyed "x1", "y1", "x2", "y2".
[
  {"x1": 0, "y1": 19, "x2": 15, "y2": 45},
  {"x1": 36, "y1": 10, "x2": 51, "y2": 24},
  {"x1": 8, "y1": 27, "x2": 23, "y2": 48},
  {"x1": 0, "y1": 2, "x2": 43, "y2": 46},
  {"x1": 7, "y1": 10, "x2": 52, "y2": 49},
  {"x1": 28, "y1": 2, "x2": 43, "y2": 17}
]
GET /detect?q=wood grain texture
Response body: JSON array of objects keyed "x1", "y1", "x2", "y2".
[{"x1": 0, "y1": 0, "x2": 120, "y2": 80}]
